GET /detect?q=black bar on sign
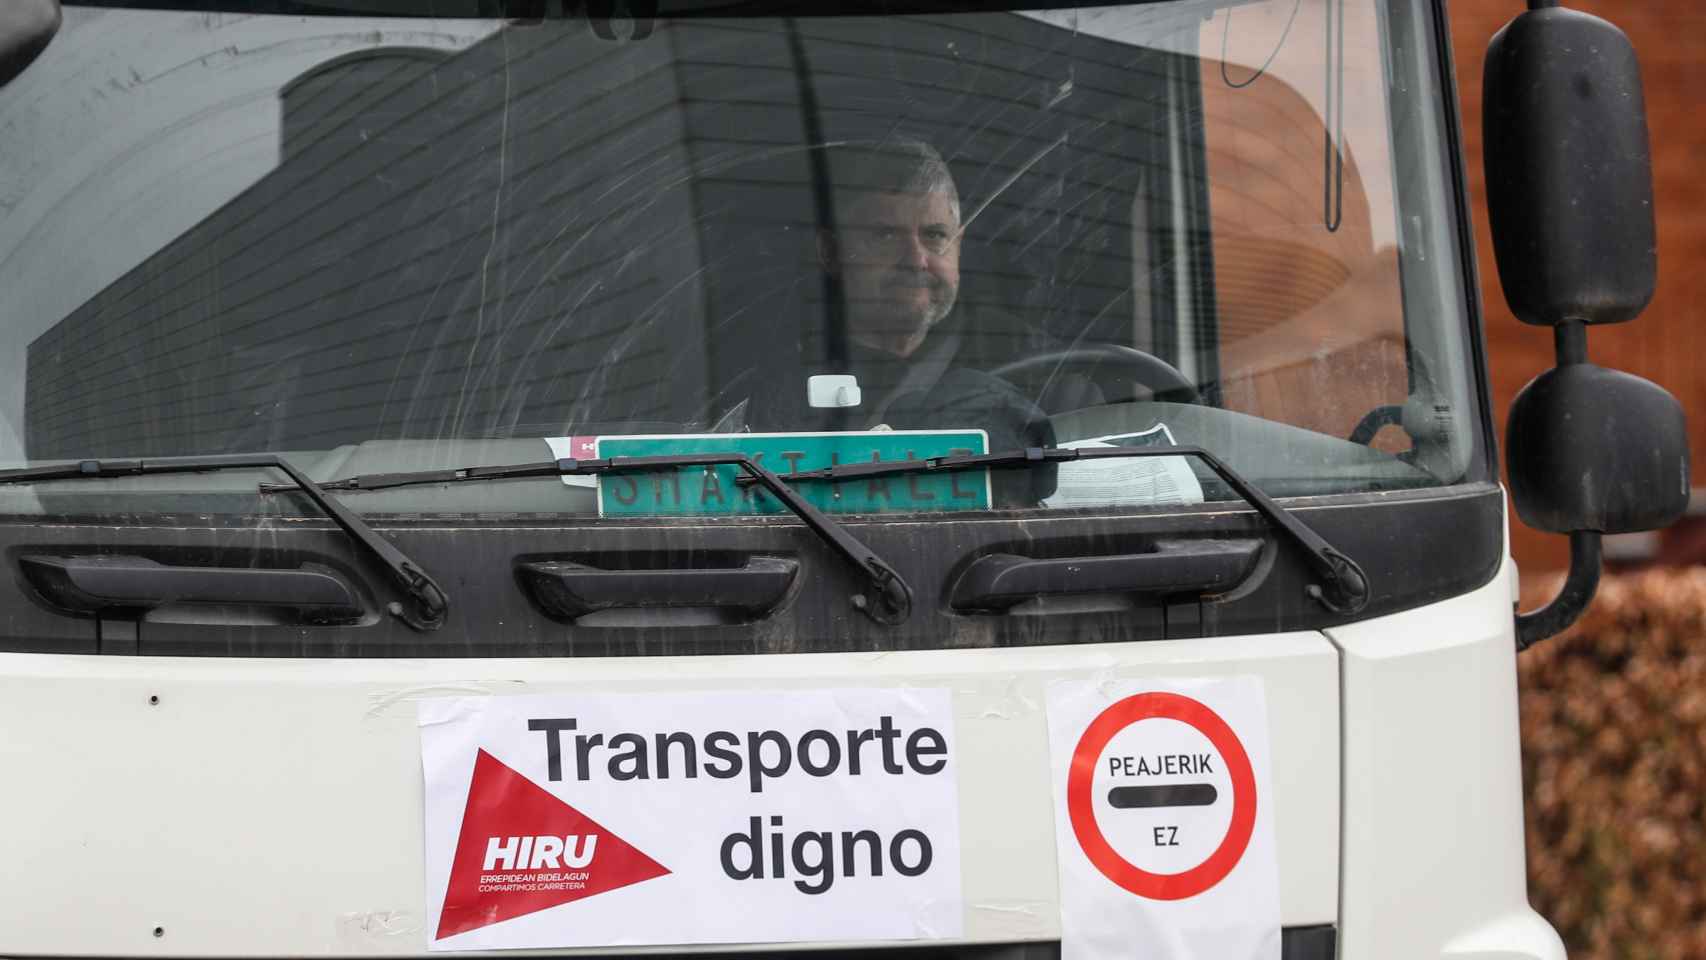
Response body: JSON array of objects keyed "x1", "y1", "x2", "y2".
[{"x1": 1107, "y1": 783, "x2": 1218, "y2": 809}]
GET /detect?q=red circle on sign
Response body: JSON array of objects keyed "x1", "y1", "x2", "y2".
[{"x1": 1066, "y1": 691, "x2": 1256, "y2": 900}]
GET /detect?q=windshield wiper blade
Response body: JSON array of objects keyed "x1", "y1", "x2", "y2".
[
  {"x1": 0, "y1": 455, "x2": 449, "y2": 631},
  {"x1": 741, "y1": 445, "x2": 1371, "y2": 616},
  {"x1": 259, "y1": 453, "x2": 915, "y2": 626}
]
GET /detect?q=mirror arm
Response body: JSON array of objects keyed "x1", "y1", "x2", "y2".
[
  {"x1": 1516, "y1": 530, "x2": 1602, "y2": 650},
  {"x1": 1553, "y1": 319, "x2": 1586, "y2": 365},
  {"x1": 1512, "y1": 321, "x2": 1599, "y2": 652}
]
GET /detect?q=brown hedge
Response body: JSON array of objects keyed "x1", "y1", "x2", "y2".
[{"x1": 1518, "y1": 567, "x2": 1706, "y2": 959}]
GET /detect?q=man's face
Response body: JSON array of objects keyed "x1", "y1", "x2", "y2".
[{"x1": 829, "y1": 189, "x2": 961, "y2": 359}]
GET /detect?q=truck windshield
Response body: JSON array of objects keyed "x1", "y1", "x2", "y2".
[{"x1": 0, "y1": 0, "x2": 1481, "y2": 519}]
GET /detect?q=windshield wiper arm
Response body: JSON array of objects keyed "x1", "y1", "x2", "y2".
[
  {"x1": 259, "y1": 453, "x2": 915, "y2": 626},
  {"x1": 0, "y1": 455, "x2": 449, "y2": 631},
  {"x1": 741, "y1": 445, "x2": 1370, "y2": 615}
]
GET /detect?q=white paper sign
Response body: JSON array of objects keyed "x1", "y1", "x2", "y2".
[
  {"x1": 541, "y1": 436, "x2": 598, "y2": 487},
  {"x1": 1046, "y1": 677, "x2": 1280, "y2": 960},
  {"x1": 1042, "y1": 426, "x2": 1205, "y2": 509},
  {"x1": 420, "y1": 689, "x2": 963, "y2": 951}
]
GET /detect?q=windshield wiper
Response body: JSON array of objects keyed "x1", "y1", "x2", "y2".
[
  {"x1": 258, "y1": 453, "x2": 915, "y2": 626},
  {"x1": 740, "y1": 445, "x2": 1371, "y2": 615},
  {"x1": 0, "y1": 455, "x2": 450, "y2": 631}
]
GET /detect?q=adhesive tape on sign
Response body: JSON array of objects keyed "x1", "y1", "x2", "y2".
[{"x1": 1065, "y1": 692, "x2": 1256, "y2": 900}]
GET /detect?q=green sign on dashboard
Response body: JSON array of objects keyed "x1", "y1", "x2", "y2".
[{"x1": 594, "y1": 431, "x2": 990, "y2": 517}]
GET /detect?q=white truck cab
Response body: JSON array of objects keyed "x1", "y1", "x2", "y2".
[{"x1": 0, "y1": 1, "x2": 1683, "y2": 957}]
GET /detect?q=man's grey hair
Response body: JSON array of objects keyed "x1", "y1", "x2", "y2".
[{"x1": 820, "y1": 135, "x2": 961, "y2": 224}]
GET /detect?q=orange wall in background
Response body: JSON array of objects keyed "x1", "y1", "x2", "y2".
[{"x1": 1200, "y1": 1, "x2": 1415, "y2": 454}]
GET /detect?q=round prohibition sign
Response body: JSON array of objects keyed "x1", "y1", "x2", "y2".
[{"x1": 1066, "y1": 691, "x2": 1256, "y2": 900}]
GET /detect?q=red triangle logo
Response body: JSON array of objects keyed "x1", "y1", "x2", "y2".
[{"x1": 435, "y1": 750, "x2": 671, "y2": 941}]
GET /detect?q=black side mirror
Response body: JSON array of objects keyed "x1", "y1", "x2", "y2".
[
  {"x1": 1483, "y1": 6, "x2": 1688, "y2": 649},
  {"x1": 1484, "y1": 6, "x2": 1655, "y2": 326},
  {"x1": 1506, "y1": 353, "x2": 1687, "y2": 536},
  {"x1": 0, "y1": 0, "x2": 60, "y2": 89}
]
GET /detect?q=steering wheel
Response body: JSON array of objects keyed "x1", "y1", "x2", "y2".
[{"x1": 987, "y1": 344, "x2": 1201, "y2": 405}]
